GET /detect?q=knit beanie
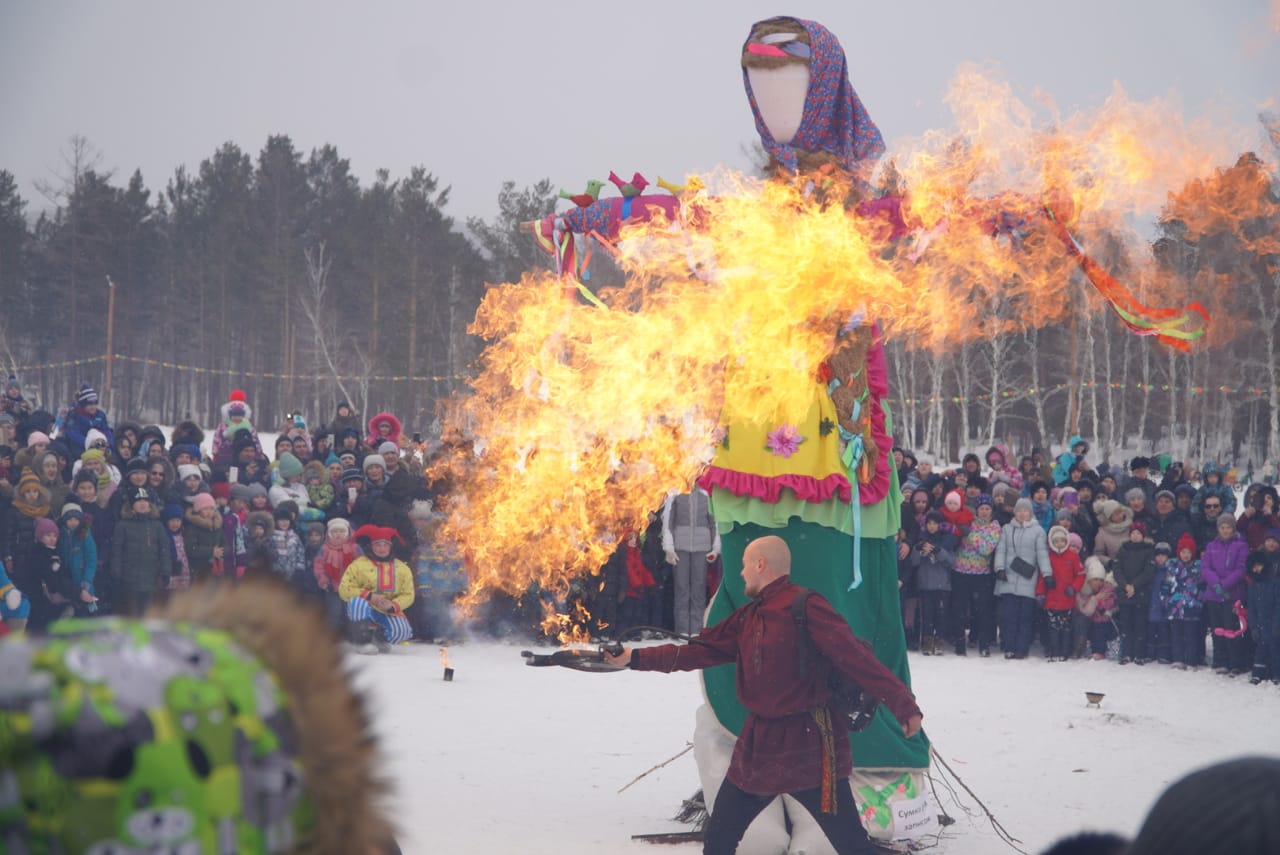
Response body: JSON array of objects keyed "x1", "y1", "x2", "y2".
[
  {"x1": 1085, "y1": 556, "x2": 1108, "y2": 581},
  {"x1": 1130, "y1": 521, "x2": 1147, "y2": 535},
  {"x1": 84, "y1": 428, "x2": 109, "y2": 449},
  {"x1": 362, "y1": 455, "x2": 384, "y2": 473},
  {"x1": 178, "y1": 464, "x2": 203, "y2": 482},
  {"x1": 192, "y1": 492, "x2": 216, "y2": 513},
  {"x1": 1216, "y1": 515, "x2": 1237, "y2": 532},
  {"x1": 325, "y1": 451, "x2": 341, "y2": 467},
  {"x1": 327, "y1": 517, "x2": 351, "y2": 536},
  {"x1": 277, "y1": 452, "x2": 304, "y2": 479},
  {"x1": 16, "y1": 468, "x2": 41, "y2": 496},
  {"x1": 1014, "y1": 497, "x2": 1033, "y2": 515},
  {"x1": 26, "y1": 432, "x2": 49, "y2": 448},
  {"x1": 210, "y1": 481, "x2": 231, "y2": 501},
  {"x1": 1176, "y1": 532, "x2": 1198, "y2": 557},
  {"x1": 162, "y1": 502, "x2": 185, "y2": 523},
  {"x1": 34, "y1": 517, "x2": 58, "y2": 540},
  {"x1": 60, "y1": 503, "x2": 84, "y2": 521},
  {"x1": 229, "y1": 483, "x2": 255, "y2": 502},
  {"x1": 126, "y1": 457, "x2": 150, "y2": 475},
  {"x1": 341, "y1": 467, "x2": 365, "y2": 483},
  {"x1": 75, "y1": 383, "x2": 99, "y2": 406},
  {"x1": 1266, "y1": 528, "x2": 1280, "y2": 544},
  {"x1": 80, "y1": 448, "x2": 106, "y2": 465},
  {"x1": 1067, "y1": 533, "x2": 1083, "y2": 552},
  {"x1": 1154, "y1": 542, "x2": 1173, "y2": 557},
  {"x1": 1060, "y1": 487, "x2": 1079, "y2": 508},
  {"x1": 976, "y1": 494, "x2": 994, "y2": 509},
  {"x1": 1125, "y1": 488, "x2": 1147, "y2": 503},
  {"x1": 378, "y1": 441, "x2": 399, "y2": 455}
]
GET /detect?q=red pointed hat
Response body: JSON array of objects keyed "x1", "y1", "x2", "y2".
[
  {"x1": 229, "y1": 389, "x2": 247, "y2": 403},
  {"x1": 352, "y1": 524, "x2": 403, "y2": 545}
]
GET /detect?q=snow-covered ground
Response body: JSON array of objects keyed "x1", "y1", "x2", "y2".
[{"x1": 355, "y1": 639, "x2": 1279, "y2": 854}]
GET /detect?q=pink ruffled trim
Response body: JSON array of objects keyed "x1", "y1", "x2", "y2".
[
  {"x1": 699, "y1": 467, "x2": 852, "y2": 505},
  {"x1": 859, "y1": 327, "x2": 893, "y2": 506}
]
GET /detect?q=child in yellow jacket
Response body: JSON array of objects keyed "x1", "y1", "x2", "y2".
[{"x1": 339, "y1": 525, "x2": 415, "y2": 651}]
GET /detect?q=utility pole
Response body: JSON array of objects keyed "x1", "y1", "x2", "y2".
[{"x1": 104, "y1": 275, "x2": 116, "y2": 419}]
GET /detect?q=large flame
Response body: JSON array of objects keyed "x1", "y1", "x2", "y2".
[{"x1": 439, "y1": 68, "x2": 1270, "y2": 629}]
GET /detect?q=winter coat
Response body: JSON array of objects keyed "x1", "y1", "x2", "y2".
[
  {"x1": 1148, "y1": 511, "x2": 1192, "y2": 555},
  {"x1": 111, "y1": 503, "x2": 172, "y2": 593},
  {"x1": 1092, "y1": 500, "x2": 1133, "y2": 562},
  {"x1": 1237, "y1": 510, "x2": 1280, "y2": 551},
  {"x1": 222, "y1": 510, "x2": 247, "y2": 575},
  {"x1": 984, "y1": 444, "x2": 1023, "y2": 492},
  {"x1": 630, "y1": 577, "x2": 922, "y2": 796},
  {"x1": 993, "y1": 517, "x2": 1051, "y2": 598},
  {"x1": 954, "y1": 517, "x2": 1001, "y2": 575},
  {"x1": 364, "y1": 412, "x2": 403, "y2": 450},
  {"x1": 58, "y1": 523, "x2": 97, "y2": 592},
  {"x1": 4, "y1": 488, "x2": 51, "y2": 593},
  {"x1": 314, "y1": 540, "x2": 359, "y2": 591},
  {"x1": 1200, "y1": 533, "x2": 1249, "y2": 604},
  {"x1": 661, "y1": 488, "x2": 721, "y2": 555},
  {"x1": 1052, "y1": 435, "x2": 1086, "y2": 485},
  {"x1": 1164, "y1": 558, "x2": 1205, "y2": 621},
  {"x1": 211, "y1": 399, "x2": 264, "y2": 465},
  {"x1": 270, "y1": 528, "x2": 306, "y2": 581},
  {"x1": 1041, "y1": 546, "x2": 1085, "y2": 612},
  {"x1": 1147, "y1": 560, "x2": 1175, "y2": 622},
  {"x1": 29, "y1": 542, "x2": 78, "y2": 628},
  {"x1": 910, "y1": 529, "x2": 956, "y2": 592},
  {"x1": 1112, "y1": 540, "x2": 1156, "y2": 606},
  {"x1": 182, "y1": 508, "x2": 224, "y2": 578},
  {"x1": 1245, "y1": 549, "x2": 1280, "y2": 645},
  {"x1": 62, "y1": 406, "x2": 113, "y2": 456},
  {"x1": 338, "y1": 555, "x2": 415, "y2": 615},
  {"x1": 268, "y1": 481, "x2": 311, "y2": 513},
  {"x1": 1076, "y1": 580, "x2": 1118, "y2": 623}
]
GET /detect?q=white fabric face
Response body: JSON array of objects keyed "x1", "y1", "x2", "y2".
[{"x1": 746, "y1": 65, "x2": 810, "y2": 145}]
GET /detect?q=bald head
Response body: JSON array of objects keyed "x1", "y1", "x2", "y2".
[{"x1": 741, "y1": 535, "x2": 791, "y2": 596}]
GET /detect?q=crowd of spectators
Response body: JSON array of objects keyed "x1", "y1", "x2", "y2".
[
  {"x1": 0, "y1": 378, "x2": 469, "y2": 652},
  {"x1": 895, "y1": 440, "x2": 1280, "y2": 685}
]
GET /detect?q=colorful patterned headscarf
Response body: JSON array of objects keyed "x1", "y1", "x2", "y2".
[{"x1": 743, "y1": 17, "x2": 885, "y2": 175}]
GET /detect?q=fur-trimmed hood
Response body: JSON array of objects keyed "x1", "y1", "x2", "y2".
[
  {"x1": 171, "y1": 419, "x2": 206, "y2": 449},
  {"x1": 0, "y1": 579, "x2": 395, "y2": 853},
  {"x1": 365, "y1": 412, "x2": 402, "y2": 447}
]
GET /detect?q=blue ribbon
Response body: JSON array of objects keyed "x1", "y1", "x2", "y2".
[{"x1": 838, "y1": 399, "x2": 864, "y2": 591}]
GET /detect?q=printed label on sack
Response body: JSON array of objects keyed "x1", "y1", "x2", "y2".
[{"x1": 893, "y1": 796, "x2": 938, "y2": 838}]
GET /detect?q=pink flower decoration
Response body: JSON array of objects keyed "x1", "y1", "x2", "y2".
[{"x1": 766, "y1": 424, "x2": 805, "y2": 458}]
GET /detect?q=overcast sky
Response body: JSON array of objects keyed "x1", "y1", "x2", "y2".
[{"x1": 1, "y1": 1, "x2": 1276, "y2": 226}]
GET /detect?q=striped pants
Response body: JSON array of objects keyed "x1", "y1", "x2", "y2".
[{"x1": 347, "y1": 596, "x2": 414, "y2": 644}]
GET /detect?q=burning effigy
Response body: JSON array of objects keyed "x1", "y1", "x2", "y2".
[{"x1": 434, "y1": 11, "x2": 1253, "y2": 852}]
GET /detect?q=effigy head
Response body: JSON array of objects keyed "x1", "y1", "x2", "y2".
[{"x1": 742, "y1": 17, "x2": 884, "y2": 179}]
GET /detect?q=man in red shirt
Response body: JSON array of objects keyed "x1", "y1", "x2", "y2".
[{"x1": 606, "y1": 535, "x2": 923, "y2": 854}]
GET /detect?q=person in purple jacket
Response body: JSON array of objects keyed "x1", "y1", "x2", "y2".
[{"x1": 1201, "y1": 513, "x2": 1251, "y2": 674}]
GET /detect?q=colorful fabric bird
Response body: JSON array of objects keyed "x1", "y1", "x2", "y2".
[
  {"x1": 742, "y1": 17, "x2": 884, "y2": 176},
  {"x1": 656, "y1": 175, "x2": 706, "y2": 197},
  {"x1": 559, "y1": 179, "x2": 606, "y2": 208},
  {"x1": 607, "y1": 171, "x2": 649, "y2": 198}
]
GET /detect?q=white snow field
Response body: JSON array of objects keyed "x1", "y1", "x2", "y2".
[{"x1": 355, "y1": 638, "x2": 1278, "y2": 854}]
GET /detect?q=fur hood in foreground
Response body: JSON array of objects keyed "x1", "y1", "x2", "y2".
[{"x1": 0, "y1": 578, "x2": 395, "y2": 853}]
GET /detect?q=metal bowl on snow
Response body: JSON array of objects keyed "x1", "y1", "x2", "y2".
[{"x1": 1085, "y1": 691, "x2": 1105, "y2": 707}]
